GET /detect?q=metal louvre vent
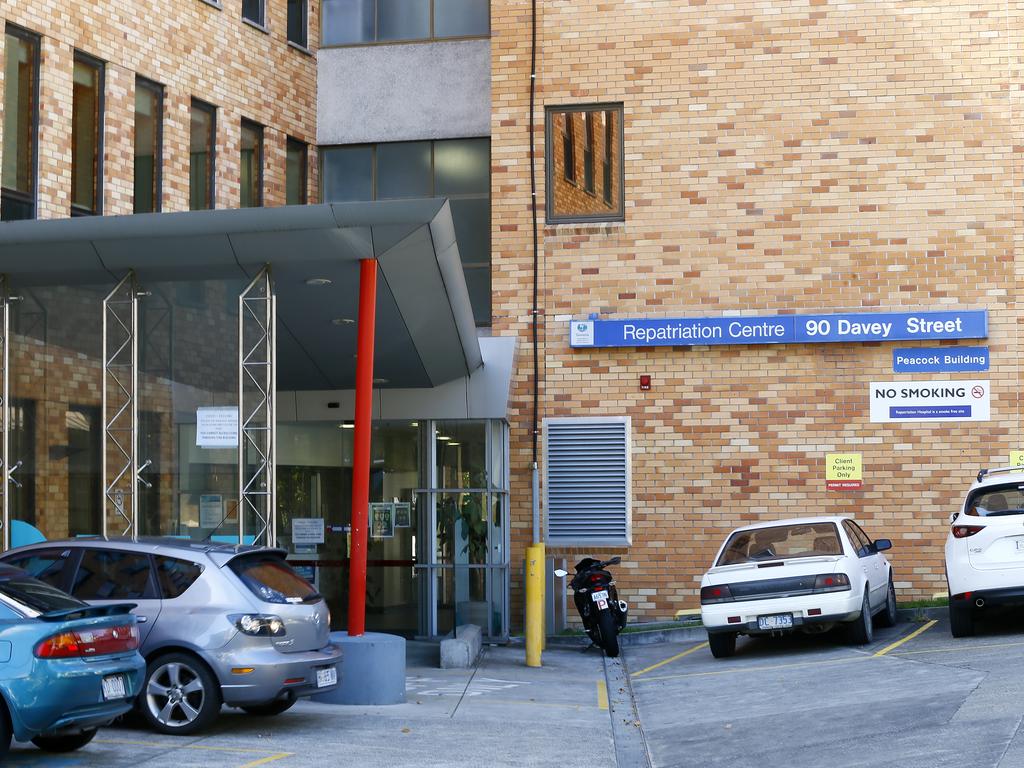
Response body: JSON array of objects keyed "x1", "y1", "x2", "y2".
[{"x1": 543, "y1": 417, "x2": 631, "y2": 546}]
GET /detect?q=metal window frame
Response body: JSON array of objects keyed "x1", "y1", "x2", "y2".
[
  {"x1": 190, "y1": 98, "x2": 217, "y2": 210},
  {"x1": 1, "y1": 25, "x2": 41, "y2": 221},
  {"x1": 70, "y1": 51, "x2": 105, "y2": 217},
  {"x1": 287, "y1": 0, "x2": 308, "y2": 47},
  {"x1": 134, "y1": 76, "x2": 164, "y2": 214},
  {"x1": 240, "y1": 119, "x2": 265, "y2": 208},
  {"x1": 242, "y1": 0, "x2": 267, "y2": 28},
  {"x1": 285, "y1": 136, "x2": 308, "y2": 205},
  {"x1": 320, "y1": 0, "x2": 490, "y2": 47},
  {"x1": 238, "y1": 266, "x2": 276, "y2": 547}
]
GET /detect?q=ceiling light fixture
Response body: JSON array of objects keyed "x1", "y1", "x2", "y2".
[
  {"x1": 339, "y1": 422, "x2": 355, "y2": 429},
  {"x1": 437, "y1": 436, "x2": 451, "y2": 442},
  {"x1": 373, "y1": 378, "x2": 389, "y2": 385},
  {"x1": 305, "y1": 277, "x2": 333, "y2": 286},
  {"x1": 332, "y1": 317, "x2": 356, "y2": 325}
]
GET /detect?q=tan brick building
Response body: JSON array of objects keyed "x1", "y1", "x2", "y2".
[{"x1": 492, "y1": 0, "x2": 1019, "y2": 619}]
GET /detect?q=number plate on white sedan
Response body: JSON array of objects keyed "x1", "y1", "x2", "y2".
[
  {"x1": 101, "y1": 674, "x2": 127, "y2": 700},
  {"x1": 316, "y1": 666, "x2": 338, "y2": 688},
  {"x1": 757, "y1": 613, "x2": 794, "y2": 631},
  {"x1": 591, "y1": 590, "x2": 610, "y2": 602}
]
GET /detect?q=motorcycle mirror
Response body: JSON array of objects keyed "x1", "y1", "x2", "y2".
[
  {"x1": 553, "y1": 569, "x2": 568, "y2": 578},
  {"x1": 607, "y1": 556, "x2": 621, "y2": 566}
]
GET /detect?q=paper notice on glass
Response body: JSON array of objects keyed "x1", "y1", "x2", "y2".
[
  {"x1": 292, "y1": 517, "x2": 325, "y2": 545},
  {"x1": 199, "y1": 495, "x2": 224, "y2": 528},
  {"x1": 393, "y1": 502, "x2": 411, "y2": 528},
  {"x1": 196, "y1": 407, "x2": 239, "y2": 448}
]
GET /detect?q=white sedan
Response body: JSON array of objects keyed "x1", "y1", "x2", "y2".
[{"x1": 700, "y1": 516, "x2": 896, "y2": 658}]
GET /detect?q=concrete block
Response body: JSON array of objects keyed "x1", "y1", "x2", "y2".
[
  {"x1": 311, "y1": 631, "x2": 406, "y2": 705},
  {"x1": 440, "y1": 624, "x2": 482, "y2": 669}
]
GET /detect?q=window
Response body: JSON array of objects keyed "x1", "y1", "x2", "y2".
[
  {"x1": 155, "y1": 556, "x2": 203, "y2": 599},
  {"x1": 242, "y1": 0, "x2": 265, "y2": 26},
  {"x1": 321, "y1": 0, "x2": 488, "y2": 46},
  {"x1": 189, "y1": 99, "x2": 216, "y2": 210},
  {"x1": 229, "y1": 555, "x2": 319, "y2": 604},
  {"x1": 71, "y1": 53, "x2": 104, "y2": 216},
  {"x1": 718, "y1": 523, "x2": 842, "y2": 566},
  {"x1": 320, "y1": 138, "x2": 491, "y2": 324},
  {"x1": 286, "y1": 137, "x2": 308, "y2": 205},
  {"x1": 134, "y1": 78, "x2": 163, "y2": 213},
  {"x1": 543, "y1": 417, "x2": 631, "y2": 546},
  {"x1": 2, "y1": 549, "x2": 71, "y2": 590},
  {"x1": 583, "y1": 112, "x2": 594, "y2": 194},
  {"x1": 72, "y1": 549, "x2": 156, "y2": 600},
  {"x1": 1, "y1": 26, "x2": 40, "y2": 221},
  {"x1": 843, "y1": 521, "x2": 873, "y2": 558},
  {"x1": 546, "y1": 104, "x2": 624, "y2": 223},
  {"x1": 0, "y1": 572, "x2": 85, "y2": 614},
  {"x1": 240, "y1": 120, "x2": 263, "y2": 208},
  {"x1": 288, "y1": 0, "x2": 308, "y2": 47}
]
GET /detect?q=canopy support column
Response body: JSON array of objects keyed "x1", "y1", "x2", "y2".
[{"x1": 348, "y1": 258, "x2": 377, "y2": 637}]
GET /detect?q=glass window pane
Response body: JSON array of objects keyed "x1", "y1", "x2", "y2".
[
  {"x1": 548, "y1": 106, "x2": 623, "y2": 221},
  {"x1": 286, "y1": 138, "x2": 308, "y2": 205},
  {"x1": 2, "y1": 550, "x2": 68, "y2": 590},
  {"x1": 449, "y1": 197, "x2": 489, "y2": 265},
  {"x1": 321, "y1": 146, "x2": 373, "y2": 202},
  {"x1": 72, "y1": 57, "x2": 102, "y2": 215},
  {"x1": 242, "y1": 0, "x2": 264, "y2": 24},
  {"x1": 322, "y1": 0, "x2": 374, "y2": 45},
  {"x1": 434, "y1": 138, "x2": 489, "y2": 196},
  {"x1": 378, "y1": 0, "x2": 429, "y2": 41},
  {"x1": 190, "y1": 101, "x2": 215, "y2": 210},
  {"x1": 155, "y1": 556, "x2": 203, "y2": 599},
  {"x1": 376, "y1": 142, "x2": 431, "y2": 199},
  {"x1": 134, "y1": 79, "x2": 161, "y2": 213},
  {"x1": 435, "y1": 421, "x2": 486, "y2": 488},
  {"x1": 288, "y1": 0, "x2": 308, "y2": 46},
  {"x1": 434, "y1": 0, "x2": 489, "y2": 38},
  {"x1": 72, "y1": 549, "x2": 157, "y2": 600},
  {"x1": 67, "y1": 406, "x2": 101, "y2": 536},
  {"x1": 2, "y1": 30, "x2": 39, "y2": 209},
  {"x1": 240, "y1": 120, "x2": 262, "y2": 208},
  {"x1": 462, "y1": 266, "x2": 490, "y2": 326}
]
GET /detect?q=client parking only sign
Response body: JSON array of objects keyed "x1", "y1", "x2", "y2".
[{"x1": 869, "y1": 380, "x2": 990, "y2": 423}]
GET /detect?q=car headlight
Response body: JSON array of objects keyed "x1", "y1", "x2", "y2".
[{"x1": 229, "y1": 613, "x2": 287, "y2": 636}]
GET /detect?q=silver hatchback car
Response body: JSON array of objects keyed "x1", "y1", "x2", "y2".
[{"x1": 1, "y1": 538, "x2": 342, "y2": 734}]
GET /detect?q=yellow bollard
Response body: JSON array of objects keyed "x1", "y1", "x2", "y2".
[
  {"x1": 525, "y1": 544, "x2": 545, "y2": 667},
  {"x1": 537, "y1": 543, "x2": 546, "y2": 651}
]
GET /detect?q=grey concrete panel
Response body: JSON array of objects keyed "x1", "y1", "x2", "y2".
[
  {"x1": 378, "y1": 377, "x2": 468, "y2": 420},
  {"x1": 293, "y1": 389, "x2": 382, "y2": 421},
  {"x1": 467, "y1": 336, "x2": 517, "y2": 418},
  {"x1": 318, "y1": 40, "x2": 491, "y2": 145}
]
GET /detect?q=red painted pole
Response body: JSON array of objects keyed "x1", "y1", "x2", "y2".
[{"x1": 347, "y1": 258, "x2": 377, "y2": 637}]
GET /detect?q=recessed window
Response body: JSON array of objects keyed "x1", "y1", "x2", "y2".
[
  {"x1": 189, "y1": 99, "x2": 216, "y2": 211},
  {"x1": 134, "y1": 77, "x2": 163, "y2": 214},
  {"x1": 320, "y1": 138, "x2": 491, "y2": 325},
  {"x1": 242, "y1": 0, "x2": 265, "y2": 26},
  {"x1": 286, "y1": 137, "x2": 308, "y2": 205},
  {"x1": 321, "y1": 0, "x2": 488, "y2": 46},
  {"x1": 71, "y1": 53, "x2": 104, "y2": 217},
  {"x1": 287, "y1": 0, "x2": 308, "y2": 47},
  {"x1": 1, "y1": 25, "x2": 40, "y2": 221},
  {"x1": 546, "y1": 104, "x2": 624, "y2": 223},
  {"x1": 240, "y1": 120, "x2": 263, "y2": 208}
]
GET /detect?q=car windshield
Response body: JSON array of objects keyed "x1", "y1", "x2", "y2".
[
  {"x1": 0, "y1": 573, "x2": 87, "y2": 614},
  {"x1": 229, "y1": 555, "x2": 320, "y2": 605},
  {"x1": 717, "y1": 523, "x2": 842, "y2": 566},
  {"x1": 967, "y1": 485, "x2": 1024, "y2": 517}
]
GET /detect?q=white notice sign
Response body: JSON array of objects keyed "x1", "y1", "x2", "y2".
[
  {"x1": 292, "y1": 518, "x2": 325, "y2": 546},
  {"x1": 569, "y1": 321, "x2": 594, "y2": 347},
  {"x1": 196, "y1": 407, "x2": 239, "y2": 448},
  {"x1": 199, "y1": 495, "x2": 224, "y2": 528},
  {"x1": 869, "y1": 380, "x2": 990, "y2": 423}
]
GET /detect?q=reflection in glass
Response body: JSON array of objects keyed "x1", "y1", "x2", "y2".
[
  {"x1": 322, "y1": 0, "x2": 374, "y2": 45},
  {"x1": 2, "y1": 28, "x2": 39, "y2": 221},
  {"x1": 434, "y1": 138, "x2": 489, "y2": 196},
  {"x1": 286, "y1": 138, "x2": 308, "y2": 205},
  {"x1": 240, "y1": 120, "x2": 263, "y2": 208},
  {"x1": 190, "y1": 100, "x2": 216, "y2": 210},
  {"x1": 242, "y1": 0, "x2": 264, "y2": 24},
  {"x1": 377, "y1": 0, "x2": 429, "y2": 41},
  {"x1": 376, "y1": 142, "x2": 431, "y2": 199},
  {"x1": 287, "y1": 0, "x2": 308, "y2": 46},
  {"x1": 434, "y1": 0, "x2": 489, "y2": 38},
  {"x1": 134, "y1": 78, "x2": 162, "y2": 213},
  {"x1": 547, "y1": 106, "x2": 624, "y2": 222},
  {"x1": 321, "y1": 146, "x2": 373, "y2": 202},
  {"x1": 72, "y1": 56, "x2": 103, "y2": 216}
]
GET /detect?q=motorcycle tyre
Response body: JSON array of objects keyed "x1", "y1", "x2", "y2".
[{"x1": 597, "y1": 609, "x2": 620, "y2": 658}]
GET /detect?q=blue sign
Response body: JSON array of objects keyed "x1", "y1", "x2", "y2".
[
  {"x1": 569, "y1": 310, "x2": 988, "y2": 348},
  {"x1": 893, "y1": 347, "x2": 989, "y2": 373}
]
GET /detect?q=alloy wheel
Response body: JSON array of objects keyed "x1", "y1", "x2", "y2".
[{"x1": 146, "y1": 661, "x2": 207, "y2": 728}]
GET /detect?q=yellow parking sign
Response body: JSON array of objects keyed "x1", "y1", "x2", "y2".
[
  {"x1": 1010, "y1": 451, "x2": 1024, "y2": 468},
  {"x1": 826, "y1": 453, "x2": 863, "y2": 490}
]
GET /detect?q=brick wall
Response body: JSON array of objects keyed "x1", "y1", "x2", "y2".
[
  {"x1": 492, "y1": 0, "x2": 1020, "y2": 623},
  {"x1": 1, "y1": 0, "x2": 319, "y2": 215}
]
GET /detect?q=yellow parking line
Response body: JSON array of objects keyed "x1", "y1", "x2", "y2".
[
  {"x1": 873, "y1": 620, "x2": 938, "y2": 657},
  {"x1": 237, "y1": 755, "x2": 292, "y2": 768},
  {"x1": 893, "y1": 639, "x2": 1024, "y2": 657},
  {"x1": 632, "y1": 642, "x2": 709, "y2": 677},
  {"x1": 596, "y1": 679, "x2": 608, "y2": 710}
]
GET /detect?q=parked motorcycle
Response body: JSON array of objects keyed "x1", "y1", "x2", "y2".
[{"x1": 555, "y1": 556, "x2": 628, "y2": 657}]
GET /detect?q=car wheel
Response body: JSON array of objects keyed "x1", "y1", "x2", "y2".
[
  {"x1": 597, "y1": 609, "x2": 620, "y2": 658},
  {"x1": 708, "y1": 632, "x2": 737, "y2": 659},
  {"x1": 140, "y1": 652, "x2": 222, "y2": 735},
  {"x1": 241, "y1": 697, "x2": 297, "y2": 717},
  {"x1": 950, "y1": 601, "x2": 975, "y2": 638},
  {"x1": 31, "y1": 729, "x2": 97, "y2": 753},
  {"x1": 877, "y1": 577, "x2": 898, "y2": 628},
  {"x1": 848, "y1": 591, "x2": 874, "y2": 645}
]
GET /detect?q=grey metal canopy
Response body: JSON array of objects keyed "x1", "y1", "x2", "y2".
[{"x1": 0, "y1": 199, "x2": 482, "y2": 390}]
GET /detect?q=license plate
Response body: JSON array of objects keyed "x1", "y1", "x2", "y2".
[
  {"x1": 316, "y1": 666, "x2": 337, "y2": 688},
  {"x1": 757, "y1": 613, "x2": 793, "y2": 631},
  {"x1": 101, "y1": 675, "x2": 127, "y2": 701},
  {"x1": 591, "y1": 590, "x2": 609, "y2": 602}
]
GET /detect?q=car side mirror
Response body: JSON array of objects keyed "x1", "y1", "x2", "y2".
[
  {"x1": 553, "y1": 569, "x2": 568, "y2": 578},
  {"x1": 873, "y1": 539, "x2": 892, "y2": 552}
]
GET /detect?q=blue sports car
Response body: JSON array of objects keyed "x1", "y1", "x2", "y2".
[{"x1": 0, "y1": 563, "x2": 145, "y2": 757}]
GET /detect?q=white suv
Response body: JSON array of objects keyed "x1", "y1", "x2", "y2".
[{"x1": 945, "y1": 467, "x2": 1024, "y2": 637}]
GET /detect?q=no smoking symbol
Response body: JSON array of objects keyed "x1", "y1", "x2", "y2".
[{"x1": 971, "y1": 385, "x2": 985, "y2": 399}]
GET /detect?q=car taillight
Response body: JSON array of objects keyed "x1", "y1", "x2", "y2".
[
  {"x1": 35, "y1": 624, "x2": 139, "y2": 659},
  {"x1": 589, "y1": 574, "x2": 605, "y2": 584},
  {"x1": 813, "y1": 573, "x2": 851, "y2": 592},
  {"x1": 700, "y1": 584, "x2": 734, "y2": 604},
  {"x1": 952, "y1": 525, "x2": 984, "y2": 539}
]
